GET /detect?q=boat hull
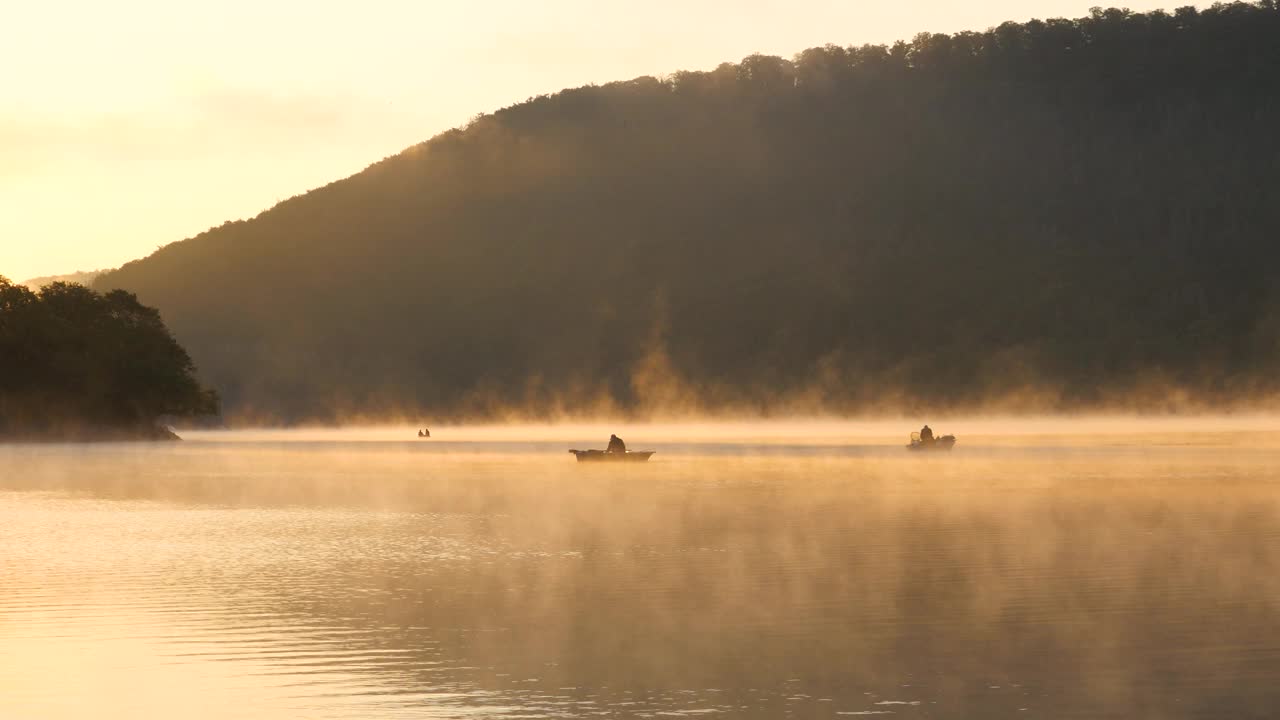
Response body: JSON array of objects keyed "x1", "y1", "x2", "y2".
[
  {"x1": 569, "y1": 450, "x2": 655, "y2": 462},
  {"x1": 907, "y1": 435, "x2": 957, "y2": 451}
]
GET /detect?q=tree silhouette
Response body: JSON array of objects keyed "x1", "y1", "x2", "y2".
[{"x1": 0, "y1": 277, "x2": 218, "y2": 438}]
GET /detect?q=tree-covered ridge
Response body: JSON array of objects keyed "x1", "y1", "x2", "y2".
[
  {"x1": 99, "y1": 3, "x2": 1280, "y2": 420},
  {"x1": 0, "y1": 278, "x2": 218, "y2": 439},
  {"x1": 21, "y1": 269, "x2": 106, "y2": 292}
]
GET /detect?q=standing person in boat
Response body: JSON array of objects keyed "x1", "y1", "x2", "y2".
[
  {"x1": 607, "y1": 434, "x2": 627, "y2": 454},
  {"x1": 920, "y1": 425, "x2": 934, "y2": 443}
]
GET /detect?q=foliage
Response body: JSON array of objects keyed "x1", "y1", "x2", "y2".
[
  {"x1": 96, "y1": 2, "x2": 1280, "y2": 419},
  {"x1": 0, "y1": 277, "x2": 218, "y2": 437}
]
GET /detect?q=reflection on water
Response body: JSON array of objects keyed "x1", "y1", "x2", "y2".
[{"x1": 2, "y1": 424, "x2": 1279, "y2": 719}]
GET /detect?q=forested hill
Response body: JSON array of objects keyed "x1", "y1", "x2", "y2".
[
  {"x1": 22, "y1": 270, "x2": 105, "y2": 291},
  {"x1": 97, "y1": 3, "x2": 1280, "y2": 421}
]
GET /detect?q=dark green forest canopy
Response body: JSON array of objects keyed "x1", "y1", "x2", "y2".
[
  {"x1": 0, "y1": 278, "x2": 218, "y2": 438},
  {"x1": 97, "y1": 3, "x2": 1280, "y2": 421}
]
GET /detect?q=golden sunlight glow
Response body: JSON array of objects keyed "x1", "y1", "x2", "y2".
[{"x1": 3, "y1": 0, "x2": 1186, "y2": 281}]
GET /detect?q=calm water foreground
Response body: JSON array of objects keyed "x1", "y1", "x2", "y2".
[{"x1": 2, "y1": 421, "x2": 1279, "y2": 719}]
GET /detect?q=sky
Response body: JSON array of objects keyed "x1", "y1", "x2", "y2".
[{"x1": 3, "y1": 0, "x2": 1186, "y2": 282}]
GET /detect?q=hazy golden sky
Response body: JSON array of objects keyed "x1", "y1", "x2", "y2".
[{"x1": 3, "y1": 0, "x2": 1183, "y2": 281}]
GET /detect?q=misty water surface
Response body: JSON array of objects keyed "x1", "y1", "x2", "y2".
[{"x1": 2, "y1": 422, "x2": 1279, "y2": 719}]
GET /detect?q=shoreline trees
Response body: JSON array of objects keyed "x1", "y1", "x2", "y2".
[{"x1": 0, "y1": 277, "x2": 218, "y2": 440}]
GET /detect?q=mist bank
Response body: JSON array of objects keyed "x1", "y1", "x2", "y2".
[
  {"x1": 177, "y1": 415, "x2": 1280, "y2": 449},
  {"x1": 98, "y1": 3, "x2": 1280, "y2": 424},
  {"x1": 0, "y1": 424, "x2": 182, "y2": 443},
  {"x1": 20, "y1": 269, "x2": 107, "y2": 292}
]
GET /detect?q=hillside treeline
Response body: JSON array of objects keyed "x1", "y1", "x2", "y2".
[
  {"x1": 21, "y1": 270, "x2": 105, "y2": 292},
  {"x1": 0, "y1": 278, "x2": 218, "y2": 438},
  {"x1": 98, "y1": 3, "x2": 1280, "y2": 420}
]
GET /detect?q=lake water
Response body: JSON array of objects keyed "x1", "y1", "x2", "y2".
[{"x1": 2, "y1": 420, "x2": 1279, "y2": 719}]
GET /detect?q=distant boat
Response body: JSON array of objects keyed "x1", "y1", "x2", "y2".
[
  {"x1": 417, "y1": 428, "x2": 430, "y2": 438},
  {"x1": 907, "y1": 432, "x2": 956, "y2": 451},
  {"x1": 569, "y1": 449, "x2": 655, "y2": 463}
]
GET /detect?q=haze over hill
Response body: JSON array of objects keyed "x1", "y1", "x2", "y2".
[
  {"x1": 22, "y1": 270, "x2": 106, "y2": 292},
  {"x1": 97, "y1": 3, "x2": 1280, "y2": 422}
]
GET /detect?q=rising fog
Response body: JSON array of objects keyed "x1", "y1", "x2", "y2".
[{"x1": 5, "y1": 420, "x2": 1280, "y2": 718}]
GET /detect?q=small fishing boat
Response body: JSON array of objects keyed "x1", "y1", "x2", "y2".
[
  {"x1": 907, "y1": 432, "x2": 956, "y2": 451},
  {"x1": 569, "y1": 449, "x2": 656, "y2": 463}
]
